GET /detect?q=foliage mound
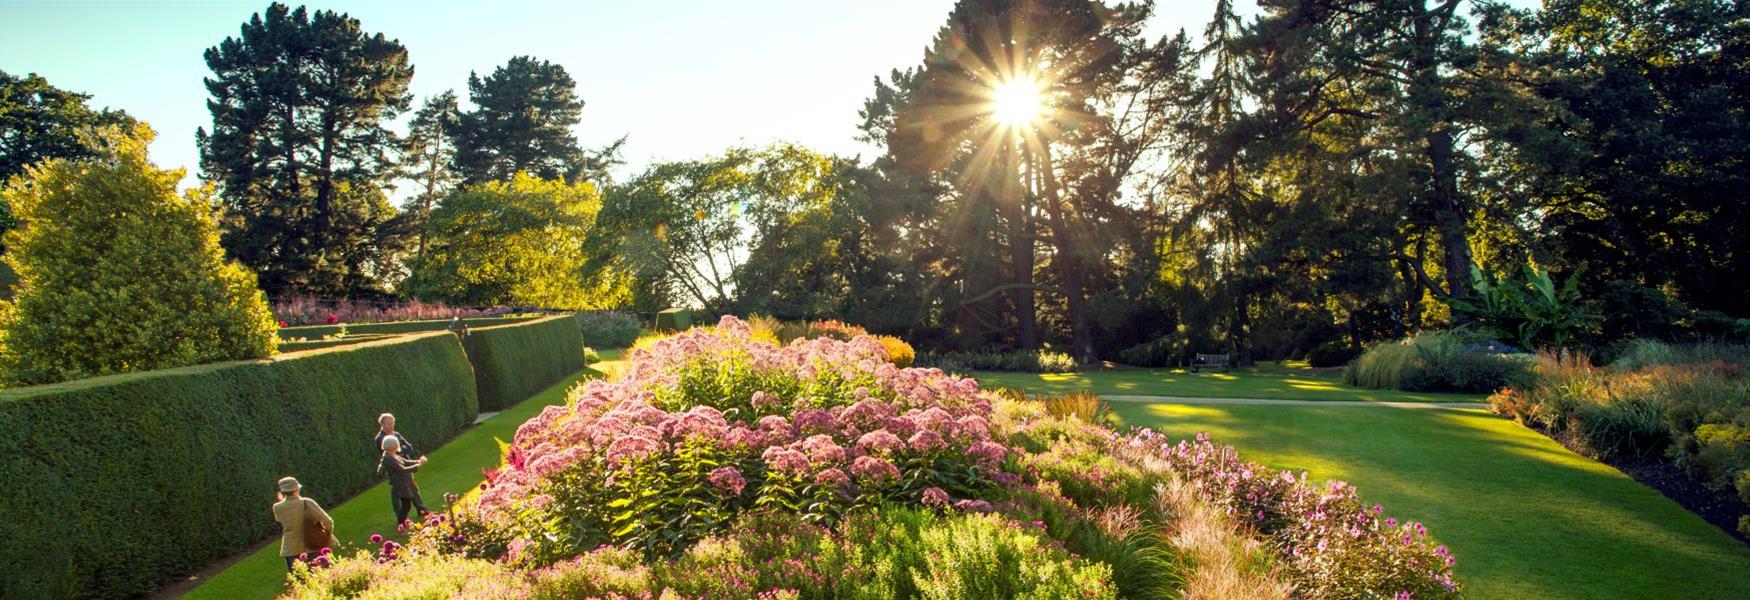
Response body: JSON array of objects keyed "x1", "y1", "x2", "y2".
[
  {"x1": 462, "y1": 314, "x2": 588, "y2": 410},
  {"x1": 0, "y1": 125, "x2": 276, "y2": 386},
  {"x1": 0, "y1": 332, "x2": 477, "y2": 599},
  {"x1": 1344, "y1": 332, "x2": 1533, "y2": 393},
  {"x1": 1490, "y1": 344, "x2": 1750, "y2": 536},
  {"x1": 286, "y1": 317, "x2": 1459, "y2": 599},
  {"x1": 917, "y1": 349, "x2": 1079, "y2": 373},
  {"x1": 573, "y1": 310, "x2": 642, "y2": 348}
]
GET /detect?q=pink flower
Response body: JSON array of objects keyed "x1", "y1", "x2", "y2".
[
  {"x1": 921, "y1": 487, "x2": 950, "y2": 507},
  {"x1": 708, "y1": 466, "x2": 747, "y2": 496},
  {"x1": 793, "y1": 409, "x2": 837, "y2": 435},
  {"x1": 751, "y1": 391, "x2": 782, "y2": 411},
  {"x1": 799, "y1": 434, "x2": 846, "y2": 464},
  {"x1": 762, "y1": 447, "x2": 810, "y2": 475},
  {"x1": 966, "y1": 441, "x2": 1007, "y2": 468},
  {"x1": 907, "y1": 429, "x2": 945, "y2": 453},
  {"x1": 953, "y1": 499, "x2": 993, "y2": 512},
  {"x1": 856, "y1": 430, "x2": 904, "y2": 455},
  {"x1": 851, "y1": 455, "x2": 900, "y2": 483},
  {"x1": 815, "y1": 468, "x2": 850, "y2": 487},
  {"x1": 954, "y1": 415, "x2": 991, "y2": 442},
  {"x1": 605, "y1": 433, "x2": 663, "y2": 465},
  {"x1": 369, "y1": 534, "x2": 383, "y2": 544}
]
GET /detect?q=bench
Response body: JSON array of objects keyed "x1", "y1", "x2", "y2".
[{"x1": 1191, "y1": 353, "x2": 1231, "y2": 373}]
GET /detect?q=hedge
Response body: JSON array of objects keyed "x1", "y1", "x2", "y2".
[
  {"x1": 461, "y1": 314, "x2": 587, "y2": 411},
  {"x1": 277, "y1": 333, "x2": 400, "y2": 352},
  {"x1": 655, "y1": 308, "x2": 693, "y2": 332},
  {"x1": 277, "y1": 314, "x2": 541, "y2": 340},
  {"x1": 0, "y1": 332, "x2": 478, "y2": 600}
]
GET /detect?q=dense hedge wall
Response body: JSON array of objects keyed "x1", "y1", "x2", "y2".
[
  {"x1": 0, "y1": 332, "x2": 478, "y2": 599},
  {"x1": 461, "y1": 314, "x2": 586, "y2": 411},
  {"x1": 277, "y1": 314, "x2": 540, "y2": 340}
]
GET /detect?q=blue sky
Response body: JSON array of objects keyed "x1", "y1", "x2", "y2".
[{"x1": 1, "y1": 0, "x2": 1235, "y2": 194}]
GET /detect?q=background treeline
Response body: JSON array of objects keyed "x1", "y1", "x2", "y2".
[{"x1": 3, "y1": 0, "x2": 1746, "y2": 366}]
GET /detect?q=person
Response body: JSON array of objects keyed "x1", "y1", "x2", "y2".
[
  {"x1": 373, "y1": 413, "x2": 417, "y2": 459},
  {"x1": 378, "y1": 435, "x2": 429, "y2": 526},
  {"x1": 271, "y1": 476, "x2": 333, "y2": 572}
]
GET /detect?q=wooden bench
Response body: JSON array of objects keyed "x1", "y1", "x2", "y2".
[{"x1": 1191, "y1": 353, "x2": 1231, "y2": 373}]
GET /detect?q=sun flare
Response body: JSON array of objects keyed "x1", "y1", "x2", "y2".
[{"x1": 989, "y1": 78, "x2": 1045, "y2": 128}]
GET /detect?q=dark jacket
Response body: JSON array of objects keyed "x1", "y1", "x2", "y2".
[
  {"x1": 378, "y1": 454, "x2": 422, "y2": 499},
  {"x1": 373, "y1": 430, "x2": 416, "y2": 458}
]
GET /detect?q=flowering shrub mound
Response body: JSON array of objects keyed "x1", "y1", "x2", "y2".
[
  {"x1": 287, "y1": 316, "x2": 1461, "y2": 599},
  {"x1": 271, "y1": 295, "x2": 511, "y2": 326}
]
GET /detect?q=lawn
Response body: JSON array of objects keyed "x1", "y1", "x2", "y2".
[
  {"x1": 973, "y1": 362, "x2": 1486, "y2": 403},
  {"x1": 979, "y1": 370, "x2": 1750, "y2": 599},
  {"x1": 179, "y1": 351, "x2": 622, "y2": 600}
]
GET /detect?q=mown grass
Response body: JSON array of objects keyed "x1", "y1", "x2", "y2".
[
  {"x1": 986, "y1": 368, "x2": 1750, "y2": 599},
  {"x1": 974, "y1": 361, "x2": 1486, "y2": 403},
  {"x1": 179, "y1": 350, "x2": 623, "y2": 600}
]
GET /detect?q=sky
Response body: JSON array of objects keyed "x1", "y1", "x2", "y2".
[{"x1": 0, "y1": 0, "x2": 1238, "y2": 196}]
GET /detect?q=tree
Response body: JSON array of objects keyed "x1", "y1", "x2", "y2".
[
  {"x1": 400, "y1": 90, "x2": 461, "y2": 266},
  {"x1": 0, "y1": 71, "x2": 137, "y2": 258},
  {"x1": 451, "y1": 56, "x2": 588, "y2": 185},
  {"x1": 408, "y1": 173, "x2": 626, "y2": 309},
  {"x1": 197, "y1": 2, "x2": 415, "y2": 297},
  {"x1": 0, "y1": 125, "x2": 277, "y2": 387}
]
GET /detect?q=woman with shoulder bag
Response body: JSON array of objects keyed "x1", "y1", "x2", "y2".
[{"x1": 271, "y1": 476, "x2": 334, "y2": 572}]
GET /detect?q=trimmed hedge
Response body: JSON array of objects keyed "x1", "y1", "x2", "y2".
[
  {"x1": 655, "y1": 308, "x2": 692, "y2": 332},
  {"x1": 277, "y1": 314, "x2": 540, "y2": 340},
  {"x1": 574, "y1": 310, "x2": 642, "y2": 348},
  {"x1": 0, "y1": 332, "x2": 478, "y2": 599},
  {"x1": 277, "y1": 333, "x2": 400, "y2": 352},
  {"x1": 461, "y1": 314, "x2": 587, "y2": 411}
]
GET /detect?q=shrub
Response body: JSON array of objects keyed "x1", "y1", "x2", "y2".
[
  {"x1": 1305, "y1": 339, "x2": 1360, "y2": 368},
  {"x1": 0, "y1": 125, "x2": 276, "y2": 387},
  {"x1": 1119, "y1": 335, "x2": 1190, "y2": 368},
  {"x1": 461, "y1": 314, "x2": 588, "y2": 410},
  {"x1": 917, "y1": 349, "x2": 1079, "y2": 373},
  {"x1": 573, "y1": 310, "x2": 641, "y2": 348},
  {"x1": 874, "y1": 334, "x2": 915, "y2": 367},
  {"x1": 1611, "y1": 339, "x2": 1750, "y2": 371},
  {"x1": 0, "y1": 332, "x2": 477, "y2": 599},
  {"x1": 655, "y1": 307, "x2": 693, "y2": 332},
  {"x1": 1346, "y1": 332, "x2": 1532, "y2": 393}
]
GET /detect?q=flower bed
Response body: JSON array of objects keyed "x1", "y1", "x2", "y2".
[
  {"x1": 286, "y1": 317, "x2": 1459, "y2": 599},
  {"x1": 271, "y1": 295, "x2": 515, "y2": 326}
]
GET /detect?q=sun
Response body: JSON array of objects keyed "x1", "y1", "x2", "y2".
[{"x1": 989, "y1": 78, "x2": 1045, "y2": 128}]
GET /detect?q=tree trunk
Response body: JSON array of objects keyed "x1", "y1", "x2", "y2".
[
  {"x1": 1411, "y1": 2, "x2": 1473, "y2": 301},
  {"x1": 1007, "y1": 140, "x2": 1039, "y2": 349},
  {"x1": 1037, "y1": 145, "x2": 1096, "y2": 363}
]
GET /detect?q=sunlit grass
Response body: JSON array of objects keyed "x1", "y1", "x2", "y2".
[
  {"x1": 974, "y1": 364, "x2": 1483, "y2": 403},
  {"x1": 1112, "y1": 401, "x2": 1750, "y2": 599}
]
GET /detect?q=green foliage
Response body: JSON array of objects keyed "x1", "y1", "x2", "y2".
[
  {"x1": 654, "y1": 307, "x2": 693, "y2": 332},
  {"x1": 451, "y1": 56, "x2": 590, "y2": 185},
  {"x1": 461, "y1": 314, "x2": 587, "y2": 410},
  {"x1": 408, "y1": 173, "x2": 628, "y2": 309},
  {"x1": 0, "y1": 125, "x2": 277, "y2": 387},
  {"x1": 0, "y1": 70, "x2": 137, "y2": 253},
  {"x1": 1611, "y1": 339, "x2": 1750, "y2": 372},
  {"x1": 1305, "y1": 340, "x2": 1361, "y2": 368},
  {"x1": 1345, "y1": 332, "x2": 1533, "y2": 393},
  {"x1": 400, "y1": 90, "x2": 462, "y2": 263},
  {"x1": 1447, "y1": 263, "x2": 1598, "y2": 351},
  {"x1": 573, "y1": 310, "x2": 641, "y2": 348},
  {"x1": 277, "y1": 314, "x2": 539, "y2": 340},
  {"x1": 198, "y1": 2, "x2": 415, "y2": 297},
  {"x1": 918, "y1": 350, "x2": 1079, "y2": 373},
  {"x1": 0, "y1": 332, "x2": 477, "y2": 599}
]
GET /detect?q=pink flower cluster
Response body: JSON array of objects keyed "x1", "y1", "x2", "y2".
[
  {"x1": 464, "y1": 316, "x2": 1015, "y2": 549},
  {"x1": 1124, "y1": 430, "x2": 1461, "y2": 598}
]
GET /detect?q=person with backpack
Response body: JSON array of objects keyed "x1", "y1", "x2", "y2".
[{"x1": 271, "y1": 477, "x2": 333, "y2": 572}]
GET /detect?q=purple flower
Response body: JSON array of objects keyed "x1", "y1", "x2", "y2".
[
  {"x1": 856, "y1": 430, "x2": 904, "y2": 455},
  {"x1": 953, "y1": 499, "x2": 993, "y2": 513},
  {"x1": 762, "y1": 447, "x2": 810, "y2": 475},
  {"x1": 815, "y1": 468, "x2": 850, "y2": 487},
  {"x1": 965, "y1": 440, "x2": 1008, "y2": 468},
  {"x1": 908, "y1": 429, "x2": 945, "y2": 453},
  {"x1": 920, "y1": 486, "x2": 950, "y2": 507},
  {"x1": 851, "y1": 455, "x2": 900, "y2": 483}
]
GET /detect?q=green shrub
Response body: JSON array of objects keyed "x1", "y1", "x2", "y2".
[
  {"x1": 573, "y1": 310, "x2": 641, "y2": 348},
  {"x1": 0, "y1": 125, "x2": 276, "y2": 387},
  {"x1": 1611, "y1": 339, "x2": 1750, "y2": 371},
  {"x1": 917, "y1": 349, "x2": 1079, "y2": 373},
  {"x1": 1119, "y1": 335, "x2": 1191, "y2": 368},
  {"x1": 1305, "y1": 339, "x2": 1360, "y2": 368},
  {"x1": 461, "y1": 314, "x2": 587, "y2": 410},
  {"x1": 1346, "y1": 332, "x2": 1532, "y2": 393},
  {"x1": 1687, "y1": 423, "x2": 1750, "y2": 494},
  {"x1": 655, "y1": 307, "x2": 692, "y2": 332},
  {"x1": 1575, "y1": 398, "x2": 1670, "y2": 458},
  {"x1": 0, "y1": 332, "x2": 478, "y2": 599},
  {"x1": 276, "y1": 314, "x2": 539, "y2": 340}
]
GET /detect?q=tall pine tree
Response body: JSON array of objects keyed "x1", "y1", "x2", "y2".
[
  {"x1": 451, "y1": 56, "x2": 587, "y2": 185},
  {"x1": 197, "y1": 2, "x2": 415, "y2": 297}
]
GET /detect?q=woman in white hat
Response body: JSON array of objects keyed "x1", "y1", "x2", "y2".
[{"x1": 271, "y1": 476, "x2": 333, "y2": 572}]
